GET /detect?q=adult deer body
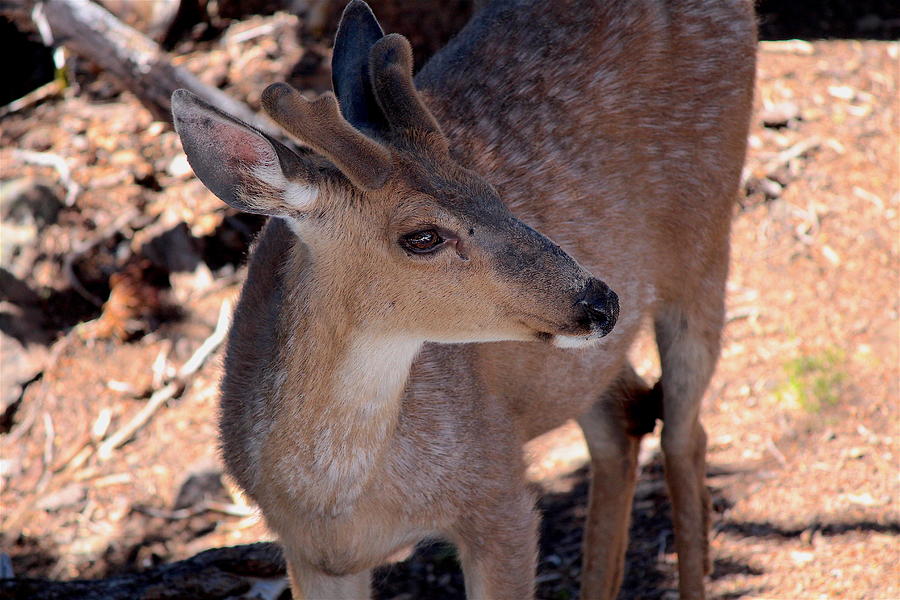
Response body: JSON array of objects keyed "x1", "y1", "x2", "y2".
[{"x1": 172, "y1": 0, "x2": 756, "y2": 598}]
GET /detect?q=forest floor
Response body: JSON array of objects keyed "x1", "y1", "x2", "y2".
[{"x1": 0, "y1": 14, "x2": 897, "y2": 600}]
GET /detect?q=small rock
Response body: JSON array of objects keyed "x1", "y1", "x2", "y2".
[
  {"x1": 760, "y1": 101, "x2": 801, "y2": 128},
  {"x1": 147, "y1": 121, "x2": 167, "y2": 136},
  {"x1": 846, "y1": 447, "x2": 866, "y2": 459},
  {"x1": 110, "y1": 149, "x2": 140, "y2": 165},
  {"x1": 790, "y1": 550, "x2": 815, "y2": 565},
  {"x1": 174, "y1": 466, "x2": 226, "y2": 510},
  {"x1": 828, "y1": 85, "x2": 856, "y2": 101}
]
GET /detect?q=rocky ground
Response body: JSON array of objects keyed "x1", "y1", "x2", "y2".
[{"x1": 0, "y1": 8, "x2": 897, "y2": 600}]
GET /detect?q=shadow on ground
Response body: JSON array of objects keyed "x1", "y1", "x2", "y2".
[
  {"x1": 372, "y1": 455, "x2": 752, "y2": 600},
  {"x1": 4, "y1": 451, "x2": 897, "y2": 599}
]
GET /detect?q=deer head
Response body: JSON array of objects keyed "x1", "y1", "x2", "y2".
[{"x1": 171, "y1": 1, "x2": 617, "y2": 348}]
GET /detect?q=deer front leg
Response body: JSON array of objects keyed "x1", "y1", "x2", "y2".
[
  {"x1": 454, "y1": 489, "x2": 539, "y2": 600},
  {"x1": 284, "y1": 547, "x2": 372, "y2": 600}
]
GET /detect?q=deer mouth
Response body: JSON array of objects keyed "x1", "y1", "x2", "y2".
[
  {"x1": 514, "y1": 277, "x2": 619, "y2": 347},
  {"x1": 520, "y1": 305, "x2": 617, "y2": 349},
  {"x1": 518, "y1": 315, "x2": 598, "y2": 344},
  {"x1": 530, "y1": 328, "x2": 611, "y2": 349},
  {"x1": 546, "y1": 332, "x2": 608, "y2": 349}
]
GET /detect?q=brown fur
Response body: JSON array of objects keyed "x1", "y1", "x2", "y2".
[{"x1": 174, "y1": 1, "x2": 757, "y2": 598}]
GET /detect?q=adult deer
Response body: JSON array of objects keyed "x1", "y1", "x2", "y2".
[{"x1": 171, "y1": 0, "x2": 756, "y2": 597}]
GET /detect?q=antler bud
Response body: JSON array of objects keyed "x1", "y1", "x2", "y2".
[
  {"x1": 369, "y1": 34, "x2": 447, "y2": 150},
  {"x1": 261, "y1": 82, "x2": 393, "y2": 190}
]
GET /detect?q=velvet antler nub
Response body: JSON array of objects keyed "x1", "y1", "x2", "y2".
[
  {"x1": 261, "y1": 82, "x2": 393, "y2": 190},
  {"x1": 369, "y1": 34, "x2": 446, "y2": 147}
]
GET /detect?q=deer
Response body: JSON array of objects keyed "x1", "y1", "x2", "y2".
[{"x1": 170, "y1": 0, "x2": 756, "y2": 597}]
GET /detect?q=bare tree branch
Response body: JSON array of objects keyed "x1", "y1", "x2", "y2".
[{"x1": 3, "y1": 0, "x2": 282, "y2": 136}]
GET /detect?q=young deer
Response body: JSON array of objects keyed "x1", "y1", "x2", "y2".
[{"x1": 171, "y1": 0, "x2": 756, "y2": 597}]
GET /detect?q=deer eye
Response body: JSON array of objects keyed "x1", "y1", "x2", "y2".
[{"x1": 400, "y1": 229, "x2": 445, "y2": 254}]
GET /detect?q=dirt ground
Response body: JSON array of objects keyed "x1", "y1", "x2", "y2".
[{"x1": 0, "y1": 10, "x2": 897, "y2": 600}]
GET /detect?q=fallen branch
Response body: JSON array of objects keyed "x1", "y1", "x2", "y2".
[
  {"x1": 0, "y1": 79, "x2": 64, "y2": 118},
  {"x1": 7, "y1": 0, "x2": 282, "y2": 136},
  {"x1": 96, "y1": 382, "x2": 180, "y2": 460}
]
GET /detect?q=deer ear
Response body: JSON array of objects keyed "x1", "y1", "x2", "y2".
[
  {"x1": 172, "y1": 89, "x2": 320, "y2": 217},
  {"x1": 332, "y1": 0, "x2": 388, "y2": 135}
]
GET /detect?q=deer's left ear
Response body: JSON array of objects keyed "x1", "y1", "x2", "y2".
[
  {"x1": 172, "y1": 89, "x2": 321, "y2": 217},
  {"x1": 332, "y1": 0, "x2": 388, "y2": 134}
]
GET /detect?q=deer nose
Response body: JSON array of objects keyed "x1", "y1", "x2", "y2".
[{"x1": 577, "y1": 279, "x2": 619, "y2": 336}]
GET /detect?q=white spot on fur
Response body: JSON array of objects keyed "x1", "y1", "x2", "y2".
[
  {"x1": 249, "y1": 145, "x2": 318, "y2": 211},
  {"x1": 278, "y1": 334, "x2": 422, "y2": 514},
  {"x1": 335, "y1": 335, "x2": 422, "y2": 411},
  {"x1": 284, "y1": 181, "x2": 319, "y2": 209}
]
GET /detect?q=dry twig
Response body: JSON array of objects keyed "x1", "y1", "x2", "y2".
[
  {"x1": 7, "y1": 0, "x2": 284, "y2": 135},
  {"x1": 36, "y1": 412, "x2": 56, "y2": 493},
  {"x1": 2, "y1": 300, "x2": 232, "y2": 536},
  {"x1": 12, "y1": 149, "x2": 81, "y2": 206},
  {"x1": 762, "y1": 136, "x2": 822, "y2": 176},
  {"x1": 133, "y1": 499, "x2": 255, "y2": 521},
  {"x1": 96, "y1": 299, "x2": 231, "y2": 460},
  {"x1": 96, "y1": 382, "x2": 180, "y2": 460},
  {"x1": 0, "y1": 79, "x2": 64, "y2": 118}
]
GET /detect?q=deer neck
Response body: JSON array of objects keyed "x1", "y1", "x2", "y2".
[{"x1": 265, "y1": 243, "x2": 422, "y2": 514}]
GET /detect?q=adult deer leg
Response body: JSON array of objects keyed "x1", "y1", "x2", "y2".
[
  {"x1": 655, "y1": 303, "x2": 722, "y2": 599},
  {"x1": 578, "y1": 362, "x2": 656, "y2": 600}
]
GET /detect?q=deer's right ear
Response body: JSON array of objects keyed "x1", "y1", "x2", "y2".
[{"x1": 171, "y1": 89, "x2": 320, "y2": 217}]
